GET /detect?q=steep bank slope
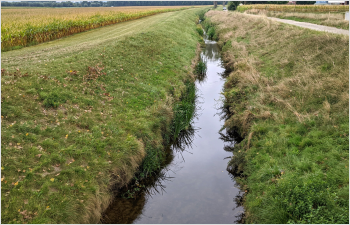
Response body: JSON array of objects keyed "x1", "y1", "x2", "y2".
[
  {"x1": 205, "y1": 11, "x2": 349, "y2": 223},
  {"x1": 1, "y1": 8, "x2": 206, "y2": 223}
]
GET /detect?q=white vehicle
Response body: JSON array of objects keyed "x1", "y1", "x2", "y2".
[{"x1": 223, "y1": 7, "x2": 227, "y2": 11}]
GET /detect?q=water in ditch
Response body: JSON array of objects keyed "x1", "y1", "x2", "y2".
[{"x1": 103, "y1": 34, "x2": 244, "y2": 224}]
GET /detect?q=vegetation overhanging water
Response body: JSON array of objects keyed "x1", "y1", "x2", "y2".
[{"x1": 102, "y1": 23, "x2": 245, "y2": 224}]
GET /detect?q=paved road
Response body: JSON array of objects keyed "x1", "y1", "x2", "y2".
[{"x1": 268, "y1": 16, "x2": 349, "y2": 36}]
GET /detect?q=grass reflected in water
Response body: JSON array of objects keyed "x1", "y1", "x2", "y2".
[{"x1": 102, "y1": 116, "x2": 199, "y2": 224}]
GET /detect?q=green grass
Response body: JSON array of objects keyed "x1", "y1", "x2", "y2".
[
  {"x1": 1, "y1": 7, "x2": 209, "y2": 223},
  {"x1": 194, "y1": 60, "x2": 207, "y2": 77},
  {"x1": 196, "y1": 25, "x2": 204, "y2": 36},
  {"x1": 239, "y1": 120, "x2": 349, "y2": 224},
  {"x1": 202, "y1": 18, "x2": 218, "y2": 40},
  {"x1": 205, "y1": 10, "x2": 349, "y2": 224},
  {"x1": 135, "y1": 81, "x2": 198, "y2": 181}
]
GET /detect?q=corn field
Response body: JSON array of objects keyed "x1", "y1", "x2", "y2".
[
  {"x1": 237, "y1": 4, "x2": 349, "y2": 13},
  {"x1": 1, "y1": 6, "x2": 190, "y2": 50}
]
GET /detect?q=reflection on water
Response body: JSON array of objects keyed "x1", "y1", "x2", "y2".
[
  {"x1": 102, "y1": 31, "x2": 245, "y2": 224},
  {"x1": 219, "y1": 128, "x2": 244, "y2": 153},
  {"x1": 196, "y1": 63, "x2": 207, "y2": 84},
  {"x1": 202, "y1": 44, "x2": 221, "y2": 61},
  {"x1": 220, "y1": 127, "x2": 246, "y2": 223},
  {"x1": 170, "y1": 123, "x2": 198, "y2": 152},
  {"x1": 103, "y1": 124, "x2": 197, "y2": 224},
  {"x1": 103, "y1": 149, "x2": 175, "y2": 224},
  {"x1": 103, "y1": 194, "x2": 145, "y2": 224}
]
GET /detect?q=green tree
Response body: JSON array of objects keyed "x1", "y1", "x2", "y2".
[
  {"x1": 228, "y1": 1, "x2": 240, "y2": 10},
  {"x1": 296, "y1": 1, "x2": 316, "y2": 4}
]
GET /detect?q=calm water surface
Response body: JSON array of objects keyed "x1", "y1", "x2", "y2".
[{"x1": 103, "y1": 35, "x2": 244, "y2": 224}]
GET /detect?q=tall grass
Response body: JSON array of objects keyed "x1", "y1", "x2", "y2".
[
  {"x1": 171, "y1": 82, "x2": 197, "y2": 141},
  {"x1": 196, "y1": 8, "x2": 208, "y2": 21},
  {"x1": 132, "y1": 82, "x2": 198, "y2": 181},
  {"x1": 196, "y1": 25, "x2": 204, "y2": 36},
  {"x1": 202, "y1": 18, "x2": 217, "y2": 40},
  {"x1": 205, "y1": 10, "x2": 349, "y2": 224},
  {"x1": 195, "y1": 60, "x2": 207, "y2": 77}
]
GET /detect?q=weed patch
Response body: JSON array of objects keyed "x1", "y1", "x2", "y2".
[
  {"x1": 196, "y1": 25, "x2": 204, "y2": 36},
  {"x1": 40, "y1": 91, "x2": 71, "y2": 108},
  {"x1": 202, "y1": 18, "x2": 218, "y2": 40}
]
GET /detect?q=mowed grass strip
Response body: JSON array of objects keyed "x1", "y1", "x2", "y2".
[
  {"x1": 1, "y1": 6, "x2": 191, "y2": 51},
  {"x1": 1, "y1": 7, "x2": 206, "y2": 223},
  {"x1": 205, "y1": 11, "x2": 349, "y2": 223}
]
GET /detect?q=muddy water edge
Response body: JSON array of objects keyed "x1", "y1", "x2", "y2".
[{"x1": 102, "y1": 31, "x2": 244, "y2": 224}]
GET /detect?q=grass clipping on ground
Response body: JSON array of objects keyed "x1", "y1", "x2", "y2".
[
  {"x1": 205, "y1": 11, "x2": 349, "y2": 224},
  {"x1": 1, "y1": 8, "x2": 204, "y2": 223}
]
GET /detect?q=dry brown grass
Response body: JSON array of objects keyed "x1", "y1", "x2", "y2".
[{"x1": 206, "y1": 10, "x2": 349, "y2": 135}]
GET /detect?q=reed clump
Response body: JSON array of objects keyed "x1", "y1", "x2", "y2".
[
  {"x1": 195, "y1": 60, "x2": 207, "y2": 77},
  {"x1": 171, "y1": 82, "x2": 197, "y2": 141}
]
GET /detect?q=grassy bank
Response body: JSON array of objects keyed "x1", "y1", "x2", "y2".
[
  {"x1": 204, "y1": 11, "x2": 349, "y2": 223},
  {"x1": 244, "y1": 9, "x2": 349, "y2": 30},
  {"x1": 1, "y1": 7, "x2": 207, "y2": 223}
]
